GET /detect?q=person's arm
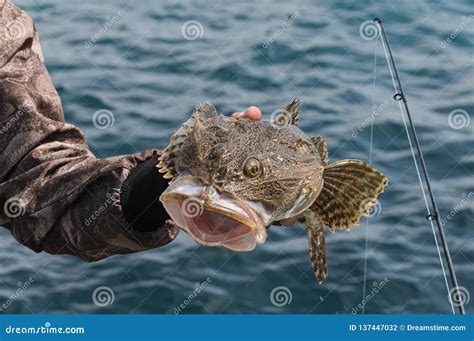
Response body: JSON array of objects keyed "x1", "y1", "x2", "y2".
[{"x1": 0, "y1": 0, "x2": 178, "y2": 261}]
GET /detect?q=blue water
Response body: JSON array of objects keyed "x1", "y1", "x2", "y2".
[{"x1": 1, "y1": 0, "x2": 472, "y2": 314}]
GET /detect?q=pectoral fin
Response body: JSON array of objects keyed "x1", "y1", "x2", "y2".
[{"x1": 312, "y1": 160, "x2": 388, "y2": 231}]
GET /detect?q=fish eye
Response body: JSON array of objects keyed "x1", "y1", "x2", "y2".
[{"x1": 243, "y1": 157, "x2": 262, "y2": 178}]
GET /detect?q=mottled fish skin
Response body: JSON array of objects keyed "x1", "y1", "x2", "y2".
[
  {"x1": 159, "y1": 99, "x2": 388, "y2": 283},
  {"x1": 158, "y1": 100, "x2": 325, "y2": 223}
]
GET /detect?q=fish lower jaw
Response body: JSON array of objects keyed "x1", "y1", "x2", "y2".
[
  {"x1": 185, "y1": 227, "x2": 267, "y2": 252},
  {"x1": 160, "y1": 192, "x2": 267, "y2": 252},
  {"x1": 180, "y1": 219, "x2": 267, "y2": 252}
]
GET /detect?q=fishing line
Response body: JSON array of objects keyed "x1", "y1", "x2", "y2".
[
  {"x1": 373, "y1": 17, "x2": 464, "y2": 314},
  {"x1": 362, "y1": 36, "x2": 378, "y2": 314}
]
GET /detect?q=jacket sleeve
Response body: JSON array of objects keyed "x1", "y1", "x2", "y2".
[{"x1": 0, "y1": 0, "x2": 179, "y2": 261}]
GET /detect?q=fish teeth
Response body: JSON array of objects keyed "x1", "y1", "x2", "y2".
[{"x1": 163, "y1": 171, "x2": 174, "y2": 179}]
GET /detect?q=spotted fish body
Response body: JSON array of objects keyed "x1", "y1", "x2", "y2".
[{"x1": 158, "y1": 99, "x2": 388, "y2": 283}]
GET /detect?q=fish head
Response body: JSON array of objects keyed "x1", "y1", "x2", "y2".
[{"x1": 159, "y1": 102, "x2": 324, "y2": 251}]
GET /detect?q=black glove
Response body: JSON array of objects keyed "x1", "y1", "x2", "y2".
[{"x1": 120, "y1": 158, "x2": 170, "y2": 232}]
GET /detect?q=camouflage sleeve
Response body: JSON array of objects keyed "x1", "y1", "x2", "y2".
[{"x1": 0, "y1": 0, "x2": 178, "y2": 261}]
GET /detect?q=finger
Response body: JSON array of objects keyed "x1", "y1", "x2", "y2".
[
  {"x1": 231, "y1": 106, "x2": 262, "y2": 121},
  {"x1": 241, "y1": 106, "x2": 262, "y2": 120},
  {"x1": 231, "y1": 111, "x2": 244, "y2": 119}
]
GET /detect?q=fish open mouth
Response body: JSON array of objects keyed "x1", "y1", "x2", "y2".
[{"x1": 160, "y1": 176, "x2": 268, "y2": 251}]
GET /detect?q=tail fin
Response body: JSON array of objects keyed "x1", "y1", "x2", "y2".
[{"x1": 312, "y1": 160, "x2": 388, "y2": 231}]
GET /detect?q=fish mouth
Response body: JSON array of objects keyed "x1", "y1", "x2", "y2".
[{"x1": 160, "y1": 176, "x2": 268, "y2": 252}]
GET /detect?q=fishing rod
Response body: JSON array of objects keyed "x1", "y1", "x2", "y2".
[{"x1": 373, "y1": 17, "x2": 465, "y2": 315}]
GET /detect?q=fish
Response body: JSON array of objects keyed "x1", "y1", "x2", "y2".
[{"x1": 158, "y1": 99, "x2": 388, "y2": 282}]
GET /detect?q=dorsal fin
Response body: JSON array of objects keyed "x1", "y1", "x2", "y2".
[
  {"x1": 311, "y1": 135, "x2": 328, "y2": 166},
  {"x1": 158, "y1": 101, "x2": 218, "y2": 180},
  {"x1": 272, "y1": 98, "x2": 300, "y2": 126},
  {"x1": 193, "y1": 101, "x2": 219, "y2": 120}
]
